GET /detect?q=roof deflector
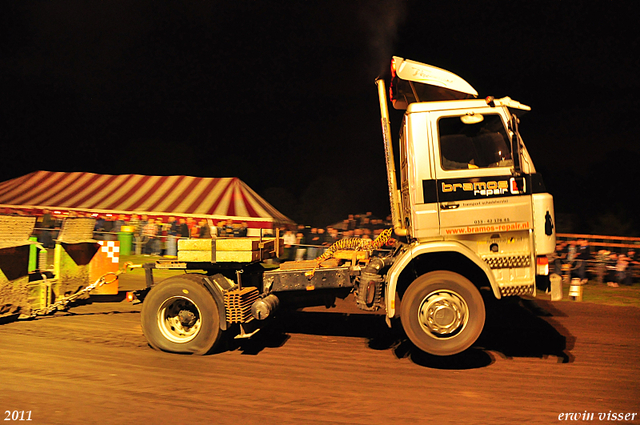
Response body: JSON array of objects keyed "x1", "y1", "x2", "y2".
[{"x1": 390, "y1": 56, "x2": 478, "y2": 109}]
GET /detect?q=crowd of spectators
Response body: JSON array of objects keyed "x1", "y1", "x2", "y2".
[
  {"x1": 6, "y1": 208, "x2": 639, "y2": 283},
  {"x1": 550, "y1": 239, "x2": 639, "y2": 287},
  {"x1": 20, "y1": 209, "x2": 393, "y2": 260},
  {"x1": 95, "y1": 214, "x2": 250, "y2": 256},
  {"x1": 282, "y1": 212, "x2": 393, "y2": 261}
]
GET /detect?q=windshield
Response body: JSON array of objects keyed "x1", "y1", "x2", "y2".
[{"x1": 438, "y1": 114, "x2": 512, "y2": 170}]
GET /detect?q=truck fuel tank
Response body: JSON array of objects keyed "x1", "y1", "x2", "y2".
[{"x1": 251, "y1": 294, "x2": 279, "y2": 320}]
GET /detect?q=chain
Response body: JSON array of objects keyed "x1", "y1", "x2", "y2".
[{"x1": 29, "y1": 262, "x2": 136, "y2": 318}]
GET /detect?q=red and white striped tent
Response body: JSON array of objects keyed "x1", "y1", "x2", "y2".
[{"x1": 0, "y1": 171, "x2": 294, "y2": 229}]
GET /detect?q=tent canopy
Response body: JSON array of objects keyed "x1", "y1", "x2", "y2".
[{"x1": 0, "y1": 171, "x2": 294, "y2": 228}]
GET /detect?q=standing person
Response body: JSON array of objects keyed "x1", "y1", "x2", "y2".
[
  {"x1": 552, "y1": 242, "x2": 566, "y2": 276},
  {"x1": 606, "y1": 253, "x2": 618, "y2": 286},
  {"x1": 325, "y1": 226, "x2": 339, "y2": 246},
  {"x1": 283, "y1": 229, "x2": 297, "y2": 261},
  {"x1": 137, "y1": 214, "x2": 149, "y2": 253},
  {"x1": 94, "y1": 215, "x2": 105, "y2": 241},
  {"x1": 594, "y1": 250, "x2": 608, "y2": 285},
  {"x1": 225, "y1": 220, "x2": 235, "y2": 237},
  {"x1": 316, "y1": 227, "x2": 328, "y2": 255},
  {"x1": 297, "y1": 224, "x2": 308, "y2": 242},
  {"x1": 566, "y1": 240, "x2": 577, "y2": 279},
  {"x1": 128, "y1": 214, "x2": 139, "y2": 230},
  {"x1": 295, "y1": 232, "x2": 306, "y2": 261},
  {"x1": 165, "y1": 217, "x2": 179, "y2": 257},
  {"x1": 154, "y1": 217, "x2": 164, "y2": 255},
  {"x1": 112, "y1": 215, "x2": 126, "y2": 234},
  {"x1": 168, "y1": 217, "x2": 179, "y2": 235},
  {"x1": 626, "y1": 250, "x2": 638, "y2": 285},
  {"x1": 307, "y1": 228, "x2": 320, "y2": 260},
  {"x1": 178, "y1": 218, "x2": 190, "y2": 238},
  {"x1": 575, "y1": 239, "x2": 591, "y2": 284},
  {"x1": 238, "y1": 222, "x2": 248, "y2": 237},
  {"x1": 128, "y1": 214, "x2": 140, "y2": 254},
  {"x1": 556, "y1": 241, "x2": 569, "y2": 280},
  {"x1": 103, "y1": 216, "x2": 115, "y2": 241},
  {"x1": 217, "y1": 220, "x2": 227, "y2": 237},
  {"x1": 141, "y1": 218, "x2": 157, "y2": 255},
  {"x1": 209, "y1": 219, "x2": 218, "y2": 238},
  {"x1": 40, "y1": 209, "x2": 54, "y2": 248},
  {"x1": 616, "y1": 254, "x2": 630, "y2": 286},
  {"x1": 198, "y1": 219, "x2": 211, "y2": 238},
  {"x1": 186, "y1": 217, "x2": 199, "y2": 238}
]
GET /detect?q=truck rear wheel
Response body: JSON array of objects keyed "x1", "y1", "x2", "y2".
[
  {"x1": 400, "y1": 271, "x2": 485, "y2": 356},
  {"x1": 141, "y1": 274, "x2": 222, "y2": 355}
]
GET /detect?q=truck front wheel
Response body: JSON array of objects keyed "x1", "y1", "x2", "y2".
[
  {"x1": 141, "y1": 275, "x2": 222, "y2": 355},
  {"x1": 400, "y1": 271, "x2": 485, "y2": 356}
]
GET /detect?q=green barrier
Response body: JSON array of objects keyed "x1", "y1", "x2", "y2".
[
  {"x1": 28, "y1": 236, "x2": 38, "y2": 272},
  {"x1": 118, "y1": 231, "x2": 133, "y2": 256}
]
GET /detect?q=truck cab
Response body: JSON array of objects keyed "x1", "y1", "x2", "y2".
[{"x1": 377, "y1": 57, "x2": 556, "y2": 355}]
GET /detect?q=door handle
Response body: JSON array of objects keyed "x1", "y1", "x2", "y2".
[{"x1": 441, "y1": 203, "x2": 460, "y2": 210}]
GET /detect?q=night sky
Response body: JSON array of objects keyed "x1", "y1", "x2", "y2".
[{"x1": 2, "y1": 1, "x2": 639, "y2": 233}]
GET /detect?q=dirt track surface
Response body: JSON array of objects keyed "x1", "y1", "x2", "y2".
[{"x1": 1, "y1": 277, "x2": 639, "y2": 424}]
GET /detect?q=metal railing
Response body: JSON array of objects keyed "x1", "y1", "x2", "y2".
[{"x1": 557, "y1": 233, "x2": 640, "y2": 251}]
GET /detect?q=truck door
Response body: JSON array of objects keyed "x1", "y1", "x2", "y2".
[{"x1": 431, "y1": 111, "x2": 533, "y2": 237}]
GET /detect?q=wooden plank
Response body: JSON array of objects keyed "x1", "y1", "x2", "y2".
[
  {"x1": 215, "y1": 250, "x2": 261, "y2": 263},
  {"x1": 177, "y1": 250, "x2": 213, "y2": 262},
  {"x1": 215, "y1": 237, "x2": 282, "y2": 252},
  {"x1": 215, "y1": 238, "x2": 260, "y2": 251},
  {"x1": 178, "y1": 238, "x2": 214, "y2": 251},
  {"x1": 177, "y1": 238, "x2": 283, "y2": 262},
  {"x1": 216, "y1": 238, "x2": 284, "y2": 251}
]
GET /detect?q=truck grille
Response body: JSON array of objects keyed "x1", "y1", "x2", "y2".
[
  {"x1": 499, "y1": 284, "x2": 534, "y2": 297},
  {"x1": 483, "y1": 255, "x2": 531, "y2": 269}
]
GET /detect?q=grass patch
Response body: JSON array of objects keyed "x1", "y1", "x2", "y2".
[{"x1": 568, "y1": 281, "x2": 640, "y2": 308}]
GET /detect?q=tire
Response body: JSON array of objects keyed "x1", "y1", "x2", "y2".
[
  {"x1": 400, "y1": 271, "x2": 485, "y2": 356},
  {"x1": 141, "y1": 274, "x2": 222, "y2": 355}
]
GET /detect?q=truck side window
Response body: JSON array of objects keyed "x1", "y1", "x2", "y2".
[{"x1": 438, "y1": 114, "x2": 512, "y2": 170}]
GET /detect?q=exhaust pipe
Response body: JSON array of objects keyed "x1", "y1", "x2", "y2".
[{"x1": 375, "y1": 78, "x2": 407, "y2": 237}]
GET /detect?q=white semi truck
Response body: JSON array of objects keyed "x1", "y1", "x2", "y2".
[{"x1": 137, "y1": 57, "x2": 557, "y2": 357}]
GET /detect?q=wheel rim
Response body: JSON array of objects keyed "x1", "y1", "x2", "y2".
[
  {"x1": 157, "y1": 296, "x2": 202, "y2": 343},
  {"x1": 417, "y1": 290, "x2": 469, "y2": 338}
]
